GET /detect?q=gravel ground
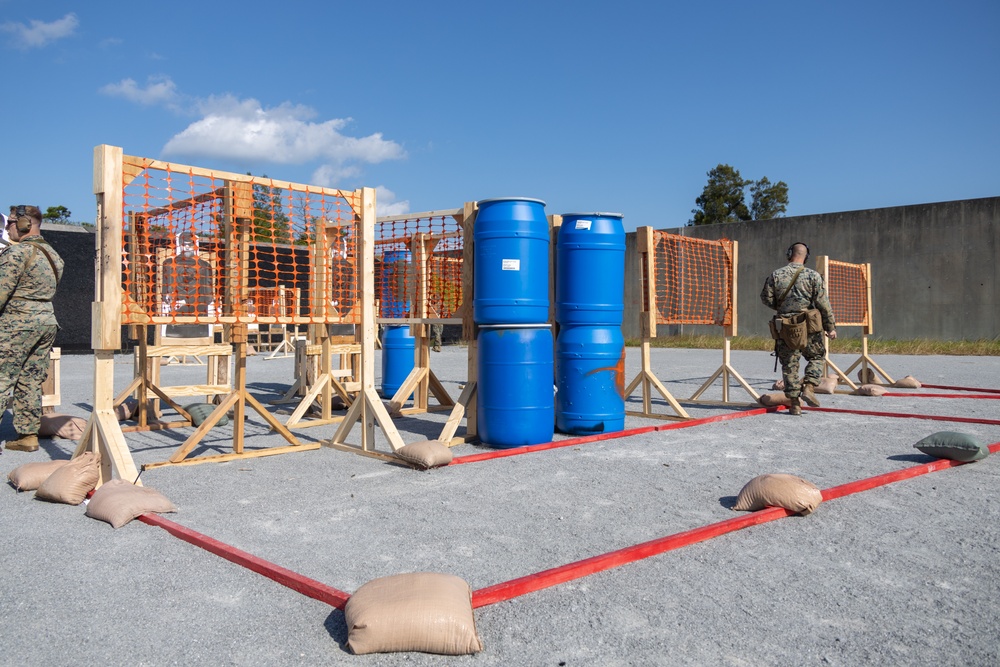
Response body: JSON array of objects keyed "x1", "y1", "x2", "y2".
[{"x1": 1, "y1": 346, "x2": 998, "y2": 666}]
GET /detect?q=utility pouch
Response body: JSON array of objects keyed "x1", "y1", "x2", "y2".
[
  {"x1": 804, "y1": 308, "x2": 823, "y2": 335},
  {"x1": 778, "y1": 312, "x2": 809, "y2": 350}
]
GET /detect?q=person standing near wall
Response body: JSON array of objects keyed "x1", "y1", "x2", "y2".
[
  {"x1": 0, "y1": 205, "x2": 64, "y2": 452},
  {"x1": 760, "y1": 242, "x2": 836, "y2": 416}
]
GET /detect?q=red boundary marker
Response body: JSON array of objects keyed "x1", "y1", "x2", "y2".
[
  {"x1": 470, "y1": 440, "x2": 1000, "y2": 608},
  {"x1": 128, "y1": 406, "x2": 1000, "y2": 612},
  {"x1": 921, "y1": 384, "x2": 1000, "y2": 395},
  {"x1": 883, "y1": 392, "x2": 1000, "y2": 399},
  {"x1": 137, "y1": 513, "x2": 351, "y2": 610},
  {"x1": 808, "y1": 407, "x2": 1000, "y2": 426},
  {"x1": 451, "y1": 408, "x2": 771, "y2": 466}
]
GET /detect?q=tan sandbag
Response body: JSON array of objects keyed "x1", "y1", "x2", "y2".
[
  {"x1": 815, "y1": 376, "x2": 838, "y2": 394},
  {"x1": 857, "y1": 368, "x2": 877, "y2": 385},
  {"x1": 733, "y1": 473, "x2": 823, "y2": 515},
  {"x1": 35, "y1": 451, "x2": 101, "y2": 505},
  {"x1": 396, "y1": 440, "x2": 454, "y2": 470},
  {"x1": 345, "y1": 572, "x2": 483, "y2": 655},
  {"x1": 7, "y1": 460, "x2": 71, "y2": 492},
  {"x1": 892, "y1": 375, "x2": 921, "y2": 388},
  {"x1": 852, "y1": 384, "x2": 888, "y2": 396},
  {"x1": 85, "y1": 479, "x2": 177, "y2": 528},
  {"x1": 758, "y1": 392, "x2": 791, "y2": 407},
  {"x1": 38, "y1": 414, "x2": 88, "y2": 440},
  {"x1": 114, "y1": 397, "x2": 139, "y2": 421}
]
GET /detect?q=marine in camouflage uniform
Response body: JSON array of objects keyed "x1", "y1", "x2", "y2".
[
  {"x1": 0, "y1": 206, "x2": 64, "y2": 451},
  {"x1": 760, "y1": 243, "x2": 836, "y2": 413}
]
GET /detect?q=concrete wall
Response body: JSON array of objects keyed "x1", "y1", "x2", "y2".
[{"x1": 623, "y1": 196, "x2": 1000, "y2": 341}]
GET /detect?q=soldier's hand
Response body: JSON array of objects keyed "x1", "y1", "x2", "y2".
[{"x1": 826, "y1": 329, "x2": 838, "y2": 339}]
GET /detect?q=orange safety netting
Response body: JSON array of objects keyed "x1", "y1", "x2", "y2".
[
  {"x1": 120, "y1": 156, "x2": 360, "y2": 326},
  {"x1": 374, "y1": 214, "x2": 464, "y2": 321},
  {"x1": 827, "y1": 259, "x2": 870, "y2": 327},
  {"x1": 651, "y1": 231, "x2": 734, "y2": 326}
]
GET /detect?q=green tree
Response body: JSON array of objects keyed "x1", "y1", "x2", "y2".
[
  {"x1": 43, "y1": 205, "x2": 72, "y2": 223},
  {"x1": 251, "y1": 176, "x2": 292, "y2": 244},
  {"x1": 749, "y1": 176, "x2": 789, "y2": 221},
  {"x1": 690, "y1": 164, "x2": 788, "y2": 225}
]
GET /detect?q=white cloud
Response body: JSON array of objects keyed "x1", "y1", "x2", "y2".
[
  {"x1": 162, "y1": 95, "x2": 406, "y2": 168},
  {"x1": 375, "y1": 186, "x2": 410, "y2": 217},
  {"x1": 100, "y1": 76, "x2": 179, "y2": 107},
  {"x1": 2, "y1": 13, "x2": 78, "y2": 49}
]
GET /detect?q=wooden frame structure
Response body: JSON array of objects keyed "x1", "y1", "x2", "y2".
[
  {"x1": 816, "y1": 255, "x2": 894, "y2": 388},
  {"x1": 78, "y1": 145, "x2": 378, "y2": 480},
  {"x1": 625, "y1": 228, "x2": 758, "y2": 419}
]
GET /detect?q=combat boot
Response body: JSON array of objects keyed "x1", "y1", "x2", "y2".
[
  {"x1": 6, "y1": 433, "x2": 39, "y2": 452},
  {"x1": 801, "y1": 383, "x2": 821, "y2": 408},
  {"x1": 788, "y1": 398, "x2": 802, "y2": 416}
]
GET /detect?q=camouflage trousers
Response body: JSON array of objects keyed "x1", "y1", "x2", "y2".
[
  {"x1": 776, "y1": 332, "x2": 827, "y2": 399},
  {"x1": 0, "y1": 324, "x2": 58, "y2": 435}
]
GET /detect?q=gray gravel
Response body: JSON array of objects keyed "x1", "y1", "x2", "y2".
[{"x1": 1, "y1": 346, "x2": 999, "y2": 666}]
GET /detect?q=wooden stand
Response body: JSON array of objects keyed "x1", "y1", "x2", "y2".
[
  {"x1": 41, "y1": 347, "x2": 61, "y2": 414},
  {"x1": 327, "y1": 188, "x2": 408, "y2": 460},
  {"x1": 816, "y1": 256, "x2": 894, "y2": 388}
]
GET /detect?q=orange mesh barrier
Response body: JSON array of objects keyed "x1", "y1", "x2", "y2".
[
  {"x1": 120, "y1": 156, "x2": 360, "y2": 326},
  {"x1": 827, "y1": 259, "x2": 870, "y2": 327},
  {"x1": 651, "y1": 231, "x2": 734, "y2": 326},
  {"x1": 374, "y1": 213, "x2": 464, "y2": 321}
]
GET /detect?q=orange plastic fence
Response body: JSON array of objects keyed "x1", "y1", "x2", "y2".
[
  {"x1": 826, "y1": 259, "x2": 870, "y2": 328},
  {"x1": 651, "y1": 231, "x2": 734, "y2": 326},
  {"x1": 374, "y1": 214, "x2": 464, "y2": 321},
  {"x1": 120, "y1": 156, "x2": 360, "y2": 326}
]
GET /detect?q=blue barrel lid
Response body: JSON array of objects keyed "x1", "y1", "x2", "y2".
[
  {"x1": 477, "y1": 197, "x2": 546, "y2": 207},
  {"x1": 560, "y1": 212, "x2": 623, "y2": 218}
]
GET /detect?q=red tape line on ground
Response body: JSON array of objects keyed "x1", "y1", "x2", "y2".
[
  {"x1": 451, "y1": 408, "x2": 771, "y2": 465},
  {"x1": 883, "y1": 392, "x2": 1000, "y2": 399},
  {"x1": 921, "y1": 384, "x2": 1000, "y2": 395},
  {"x1": 470, "y1": 441, "x2": 1000, "y2": 608},
  {"x1": 137, "y1": 513, "x2": 351, "y2": 610},
  {"x1": 807, "y1": 407, "x2": 1000, "y2": 426}
]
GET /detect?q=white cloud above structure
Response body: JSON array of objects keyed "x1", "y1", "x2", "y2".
[{"x1": 1, "y1": 13, "x2": 79, "y2": 49}]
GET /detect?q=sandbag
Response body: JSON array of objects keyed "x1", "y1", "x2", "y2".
[
  {"x1": 345, "y1": 572, "x2": 483, "y2": 655},
  {"x1": 733, "y1": 473, "x2": 823, "y2": 515},
  {"x1": 35, "y1": 451, "x2": 101, "y2": 505},
  {"x1": 396, "y1": 440, "x2": 453, "y2": 470},
  {"x1": 85, "y1": 479, "x2": 177, "y2": 528},
  {"x1": 8, "y1": 460, "x2": 70, "y2": 492}
]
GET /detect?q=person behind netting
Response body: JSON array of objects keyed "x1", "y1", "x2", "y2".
[
  {"x1": 160, "y1": 231, "x2": 214, "y2": 338},
  {"x1": 760, "y1": 242, "x2": 836, "y2": 416},
  {"x1": 0, "y1": 205, "x2": 64, "y2": 452}
]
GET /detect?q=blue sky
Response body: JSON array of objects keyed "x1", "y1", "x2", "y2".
[{"x1": 2, "y1": 1, "x2": 998, "y2": 231}]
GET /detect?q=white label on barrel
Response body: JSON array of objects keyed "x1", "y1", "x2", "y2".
[
  {"x1": 575, "y1": 220, "x2": 592, "y2": 230},
  {"x1": 501, "y1": 259, "x2": 520, "y2": 271}
]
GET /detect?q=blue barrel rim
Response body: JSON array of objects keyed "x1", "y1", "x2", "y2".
[
  {"x1": 477, "y1": 323, "x2": 552, "y2": 330},
  {"x1": 560, "y1": 212, "x2": 624, "y2": 219},
  {"x1": 477, "y1": 197, "x2": 547, "y2": 207}
]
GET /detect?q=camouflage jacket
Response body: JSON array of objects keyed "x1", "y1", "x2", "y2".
[
  {"x1": 0, "y1": 234, "x2": 65, "y2": 328},
  {"x1": 760, "y1": 262, "x2": 835, "y2": 332}
]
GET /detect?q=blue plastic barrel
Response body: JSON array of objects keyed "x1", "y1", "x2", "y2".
[
  {"x1": 381, "y1": 325, "x2": 415, "y2": 399},
  {"x1": 477, "y1": 325, "x2": 554, "y2": 447},
  {"x1": 556, "y1": 213, "x2": 625, "y2": 326},
  {"x1": 555, "y1": 325, "x2": 625, "y2": 435},
  {"x1": 474, "y1": 197, "x2": 549, "y2": 325},
  {"x1": 380, "y1": 250, "x2": 411, "y2": 318}
]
